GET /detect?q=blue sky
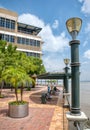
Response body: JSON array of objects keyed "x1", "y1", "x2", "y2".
[{"x1": 0, "y1": 0, "x2": 90, "y2": 80}]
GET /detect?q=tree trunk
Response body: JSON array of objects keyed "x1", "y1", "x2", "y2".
[
  {"x1": 15, "y1": 87, "x2": 18, "y2": 102},
  {"x1": 21, "y1": 86, "x2": 23, "y2": 101},
  {"x1": 0, "y1": 81, "x2": 4, "y2": 96}
]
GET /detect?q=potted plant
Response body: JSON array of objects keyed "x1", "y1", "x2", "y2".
[{"x1": 2, "y1": 66, "x2": 33, "y2": 118}]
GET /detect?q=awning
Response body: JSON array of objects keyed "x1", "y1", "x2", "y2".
[{"x1": 37, "y1": 72, "x2": 71, "y2": 79}]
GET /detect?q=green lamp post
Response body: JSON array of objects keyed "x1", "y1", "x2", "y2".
[
  {"x1": 66, "y1": 17, "x2": 82, "y2": 115},
  {"x1": 64, "y1": 58, "x2": 70, "y2": 93}
]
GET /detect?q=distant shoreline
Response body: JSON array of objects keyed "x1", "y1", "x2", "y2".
[{"x1": 80, "y1": 81, "x2": 90, "y2": 82}]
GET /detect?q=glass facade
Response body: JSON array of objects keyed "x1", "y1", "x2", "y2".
[
  {"x1": 2, "y1": 34, "x2": 15, "y2": 43},
  {"x1": 18, "y1": 26, "x2": 32, "y2": 35},
  {"x1": 26, "y1": 52, "x2": 40, "y2": 57},
  {"x1": 17, "y1": 37, "x2": 40, "y2": 47},
  {"x1": 1, "y1": 34, "x2": 41, "y2": 58},
  {"x1": 0, "y1": 17, "x2": 15, "y2": 29}
]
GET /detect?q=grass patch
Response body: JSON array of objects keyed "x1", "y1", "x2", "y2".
[
  {"x1": 0, "y1": 94, "x2": 4, "y2": 98},
  {"x1": 9, "y1": 100, "x2": 28, "y2": 105}
]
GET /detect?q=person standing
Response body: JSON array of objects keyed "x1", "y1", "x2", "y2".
[{"x1": 47, "y1": 85, "x2": 50, "y2": 93}]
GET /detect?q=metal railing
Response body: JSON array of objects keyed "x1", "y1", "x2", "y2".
[
  {"x1": 66, "y1": 95, "x2": 71, "y2": 110},
  {"x1": 84, "y1": 118, "x2": 90, "y2": 129},
  {"x1": 74, "y1": 121, "x2": 81, "y2": 130}
]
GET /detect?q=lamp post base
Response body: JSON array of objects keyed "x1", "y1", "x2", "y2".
[
  {"x1": 66, "y1": 111, "x2": 87, "y2": 130},
  {"x1": 70, "y1": 107, "x2": 81, "y2": 116}
]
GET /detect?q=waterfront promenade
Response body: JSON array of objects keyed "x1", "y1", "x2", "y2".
[{"x1": 0, "y1": 85, "x2": 68, "y2": 130}]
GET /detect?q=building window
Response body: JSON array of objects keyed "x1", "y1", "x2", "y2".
[
  {"x1": 37, "y1": 41, "x2": 40, "y2": 47},
  {"x1": 30, "y1": 39, "x2": 33, "y2": 46},
  {"x1": 33, "y1": 40, "x2": 36, "y2": 46},
  {"x1": 22, "y1": 38, "x2": 25, "y2": 44},
  {"x1": 30, "y1": 39, "x2": 37, "y2": 46},
  {"x1": 18, "y1": 26, "x2": 32, "y2": 35},
  {"x1": 1, "y1": 34, "x2": 4, "y2": 40},
  {"x1": 37, "y1": 53, "x2": 40, "y2": 57},
  {"x1": 6, "y1": 19, "x2": 10, "y2": 28},
  {"x1": 0, "y1": 17, "x2": 5, "y2": 27},
  {"x1": 10, "y1": 36, "x2": 15, "y2": 42},
  {"x1": 24, "y1": 51, "x2": 40, "y2": 58},
  {"x1": 17, "y1": 37, "x2": 22, "y2": 44},
  {"x1": 17, "y1": 37, "x2": 41, "y2": 48},
  {"x1": 5, "y1": 35, "x2": 9, "y2": 42},
  {"x1": 11, "y1": 20, "x2": 15, "y2": 29},
  {"x1": 1, "y1": 34, "x2": 15, "y2": 43},
  {"x1": 0, "y1": 17, "x2": 15, "y2": 30},
  {"x1": 26, "y1": 39, "x2": 29, "y2": 45}
]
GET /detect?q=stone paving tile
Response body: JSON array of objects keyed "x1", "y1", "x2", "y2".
[
  {"x1": 0, "y1": 107, "x2": 54, "y2": 130},
  {"x1": 0, "y1": 86, "x2": 68, "y2": 130},
  {"x1": 49, "y1": 93, "x2": 64, "y2": 130}
]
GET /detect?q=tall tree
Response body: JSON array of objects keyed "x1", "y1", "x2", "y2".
[{"x1": 0, "y1": 40, "x2": 46, "y2": 96}]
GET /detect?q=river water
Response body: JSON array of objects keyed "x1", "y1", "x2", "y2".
[{"x1": 80, "y1": 82, "x2": 90, "y2": 118}]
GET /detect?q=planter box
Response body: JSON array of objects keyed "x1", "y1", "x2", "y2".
[{"x1": 8, "y1": 102, "x2": 29, "y2": 118}]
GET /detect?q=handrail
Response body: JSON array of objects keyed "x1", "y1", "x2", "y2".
[
  {"x1": 84, "y1": 118, "x2": 90, "y2": 129},
  {"x1": 74, "y1": 121, "x2": 81, "y2": 130},
  {"x1": 66, "y1": 95, "x2": 71, "y2": 110}
]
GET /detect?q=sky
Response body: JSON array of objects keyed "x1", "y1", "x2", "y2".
[{"x1": 0, "y1": 0, "x2": 90, "y2": 81}]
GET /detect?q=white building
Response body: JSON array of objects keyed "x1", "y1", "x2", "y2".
[{"x1": 0, "y1": 8, "x2": 43, "y2": 58}]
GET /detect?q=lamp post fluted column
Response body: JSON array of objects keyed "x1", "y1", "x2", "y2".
[
  {"x1": 66, "y1": 17, "x2": 87, "y2": 130},
  {"x1": 64, "y1": 58, "x2": 70, "y2": 93},
  {"x1": 66, "y1": 17, "x2": 82, "y2": 115},
  {"x1": 70, "y1": 40, "x2": 80, "y2": 115},
  {"x1": 63, "y1": 59, "x2": 70, "y2": 107},
  {"x1": 64, "y1": 66, "x2": 69, "y2": 93}
]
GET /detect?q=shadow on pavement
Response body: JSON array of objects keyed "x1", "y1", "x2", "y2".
[{"x1": 29, "y1": 91, "x2": 59, "y2": 105}]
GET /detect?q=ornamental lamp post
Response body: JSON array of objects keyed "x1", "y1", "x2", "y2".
[
  {"x1": 64, "y1": 58, "x2": 70, "y2": 67},
  {"x1": 66, "y1": 17, "x2": 82, "y2": 115},
  {"x1": 63, "y1": 58, "x2": 70, "y2": 108},
  {"x1": 64, "y1": 58, "x2": 70, "y2": 93}
]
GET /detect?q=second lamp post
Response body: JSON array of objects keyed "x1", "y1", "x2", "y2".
[{"x1": 64, "y1": 58, "x2": 70, "y2": 93}]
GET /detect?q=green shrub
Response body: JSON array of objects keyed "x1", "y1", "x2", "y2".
[
  {"x1": 0, "y1": 94, "x2": 4, "y2": 98},
  {"x1": 26, "y1": 87, "x2": 31, "y2": 91},
  {"x1": 9, "y1": 100, "x2": 28, "y2": 105}
]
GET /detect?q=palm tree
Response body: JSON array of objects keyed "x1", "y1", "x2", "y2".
[{"x1": 1, "y1": 66, "x2": 33, "y2": 103}]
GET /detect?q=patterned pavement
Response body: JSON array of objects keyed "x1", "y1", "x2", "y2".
[{"x1": 0, "y1": 86, "x2": 68, "y2": 130}]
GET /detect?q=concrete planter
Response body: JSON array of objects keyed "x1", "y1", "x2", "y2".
[{"x1": 8, "y1": 102, "x2": 29, "y2": 118}]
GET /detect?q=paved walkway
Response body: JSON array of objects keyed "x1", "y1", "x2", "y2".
[{"x1": 0, "y1": 86, "x2": 68, "y2": 130}]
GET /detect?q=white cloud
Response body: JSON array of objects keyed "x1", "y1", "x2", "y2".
[
  {"x1": 43, "y1": 54, "x2": 65, "y2": 72},
  {"x1": 18, "y1": 13, "x2": 69, "y2": 72},
  {"x1": 52, "y1": 20, "x2": 59, "y2": 29},
  {"x1": 18, "y1": 13, "x2": 69, "y2": 53},
  {"x1": 79, "y1": 0, "x2": 90, "y2": 14},
  {"x1": 80, "y1": 60, "x2": 90, "y2": 80},
  {"x1": 85, "y1": 23, "x2": 90, "y2": 33},
  {"x1": 18, "y1": 13, "x2": 44, "y2": 28},
  {"x1": 81, "y1": 61, "x2": 88, "y2": 65},
  {"x1": 83, "y1": 40, "x2": 88, "y2": 47},
  {"x1": 84, "y1": 50, "x2": 90, "y2": 59},
  {"x1": 41, "y1": 27, "x2": 69, "y2": 52},
  {"x1": 78, "y1": 0, "x2": 83, "y2": 2},
  {"x1": 0, "y1": 5, "x2": 6, "y2": 9}
]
